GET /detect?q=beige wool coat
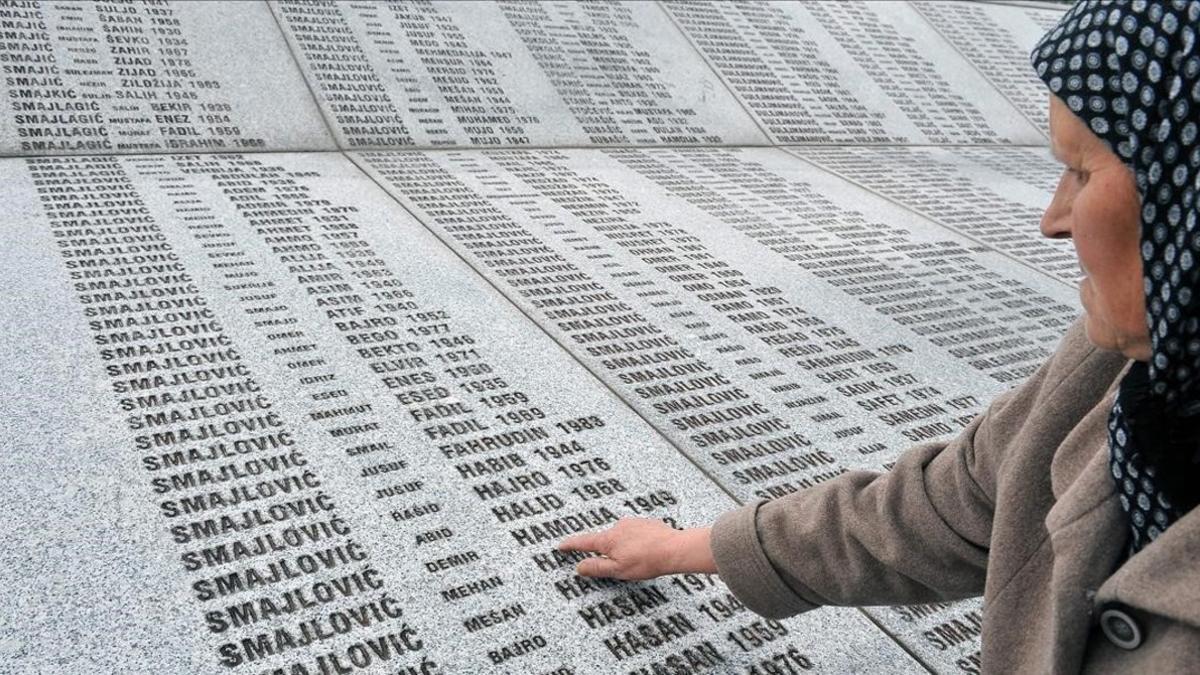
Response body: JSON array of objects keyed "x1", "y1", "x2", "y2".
[{"x1": 711, "y1": 318, "x2": 1200, "y2": 673}]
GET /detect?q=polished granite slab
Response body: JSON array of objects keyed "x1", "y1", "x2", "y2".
[
  {"x1": 913, "y1": 0, "x2": 1066, "y2": 134},
  {"x1": 791, "y1": 145, "x2": 1078, "y2": 285},
  {"x1": 351, "y1": 146, "x2": 1078, "y2": 672},
  {"x1": 270, "y1": 0, "x2": 769, "y2": 149},
  {"x1": 0, "y1": 151, "x2": 925, "y2": 673},
  {"x1": 0, "y1": 1, "x2": 334, "y2": 156},
  {"x1": 662, "y1": 0, "x2": 1046, "y2": 145}
]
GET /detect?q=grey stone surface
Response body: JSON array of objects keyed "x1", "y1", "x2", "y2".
[
  {"x1": 662, "y1": 0, "x2": 1048, "y2": 145},
  {"x1": 913, "y1": 0, "x2": 1067, "y2": 134},
  {"x1": 792, "y1": 145, "x2": 1078, "y2": 285},
  {"x1": 351, "y1": 146, "x2": 1081, "y2": 673},
  {"x1": 0, "y1": 1, "x2": 1089, "y2": 672},
  {"x1": 0, "y1": 152, "x2": 920, "y2": 673},
  {"x1": 269, "y1": 0, "x2": 768, "y2": 149},
  {"x1": 0, "y1": 1, "x2": 335, "y2": 156}
]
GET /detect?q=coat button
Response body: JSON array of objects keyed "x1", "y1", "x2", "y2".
[{"x1": 1098, "y1": 604, "x2": 1143, "y2": 650}]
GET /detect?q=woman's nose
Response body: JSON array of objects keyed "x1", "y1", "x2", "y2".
[
  {"x1": 1040, "y1": 173, "x2": 1074, "y2": 240},
  {"x1": 1039, "y1": 208, "x2": 1071, "y2": 240}
]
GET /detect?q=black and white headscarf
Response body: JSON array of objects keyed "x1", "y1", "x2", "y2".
[{"x1": 1032, "y1": 0, "x2": 1200, "y2": 555}]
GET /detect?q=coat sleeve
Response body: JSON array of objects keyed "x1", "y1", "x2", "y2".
[{"x1": 709, "y1": 319, "x2": 1117, "y2": 619}]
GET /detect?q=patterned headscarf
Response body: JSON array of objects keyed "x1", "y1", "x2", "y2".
[{"x1": 1031, "y1": 0, "x2": 1200, "y2": 555}]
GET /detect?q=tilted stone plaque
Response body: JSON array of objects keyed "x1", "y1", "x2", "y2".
[
  {"x1": 269, "y1": 0, "x2": 767, "y2": 149},
  {"x1": 0, "y1": 150, "x2": 923, "y2": 673},
  {"x1": 661, "y1": 0, "x2": 1047, "y2": 145},
  {"x1": 0, "y1": 0, "x2": 334, "y2": 156},
  {"x1": 792, "y1": 145, "x2": 1078, "y2": 285},
  {"x1": 351, "y1": 145, "x2": 1080, "y2": 673},
  {"x1": 914, "y1": 0, "x2": 1067, "y2": 134}
]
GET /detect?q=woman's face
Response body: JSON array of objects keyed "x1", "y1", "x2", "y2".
[{"x1": 1040, "y1": 95, "x2": 1151, "y2": 361}]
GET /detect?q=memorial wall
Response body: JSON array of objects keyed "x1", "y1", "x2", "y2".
[{"x1": 0, "y1": 1, "x2": 1071, "y2": 674}]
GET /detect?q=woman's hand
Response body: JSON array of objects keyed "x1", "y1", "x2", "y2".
[{"x1": 557, "y1": 518, "x2": 717, "y2": 580}]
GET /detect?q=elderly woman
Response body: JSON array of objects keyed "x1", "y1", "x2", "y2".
[{"x1": 559, "y1": 1, "x2": 1200, "y2": 671}]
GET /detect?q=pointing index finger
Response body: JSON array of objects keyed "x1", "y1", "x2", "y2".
[
  {"x1": 576, "y1": 556, "x2": 620, "y2": 578},
  {"x1": 557, "y1": 531, "x2": 605, "y2": 553}
]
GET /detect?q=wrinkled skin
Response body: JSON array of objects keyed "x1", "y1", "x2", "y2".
[{"x1": 1041, "y1": 95, "x2": 1150, "y2": 362}]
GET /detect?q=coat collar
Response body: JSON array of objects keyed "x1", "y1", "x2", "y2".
[
  {"x1": 1075, "y1": 363, "x2": 1200, "y2": 629},
  {"x1": 1051, "y1": 397, "x2": 1200, "y2": 629},
  {"x1": 1046, "y1": 365, "x2": 1126, "y2": 532},
  {"x1": 1044, "y1": 357, "x2": 1200, "y2": 629},
  {"x1": 1101, "y1": 502, "x2": 1200, "y2": 628}
]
